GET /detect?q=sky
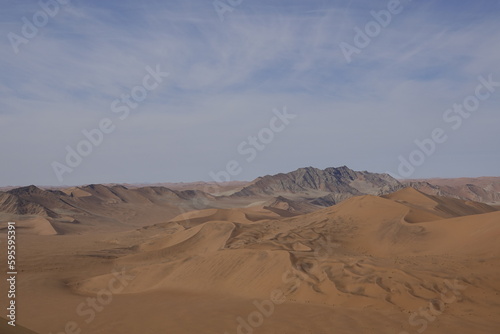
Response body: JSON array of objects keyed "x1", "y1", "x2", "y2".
[{"x1": 1, "y1": 0, "x2": 499, "y2": 186}]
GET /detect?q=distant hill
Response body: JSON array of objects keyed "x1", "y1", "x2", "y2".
[
  {"x1": 0, "y1": 184, "x2": 216, "y2": 234},
  {"x1": 403, "y1": 176, "x2": 500, "y2": 205},
  {"x1": 2, "y1": 167, "x2": 499, "y2": 235},
  {"x1": 231, "y1": 166, "x2": 402, "y2": 204}
]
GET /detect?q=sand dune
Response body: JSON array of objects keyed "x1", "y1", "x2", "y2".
[
  {"x1": 0, "y1": 216, "x2": 57, "y2": 235},
  {"x1": 3, "y1": 187, "x2": 499, "y2": 334},
  {"x1": 66, "y1": 188, "x2": 500, "y2": 318}
]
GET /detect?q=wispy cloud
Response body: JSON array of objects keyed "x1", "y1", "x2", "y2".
[{"x1": 1, "y1": 0, "x2": 499, "y2": 185}]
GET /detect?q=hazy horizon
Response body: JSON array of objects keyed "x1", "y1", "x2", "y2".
[{"x1": 2, "y1": 165, "x2": 500, "y2": 189}]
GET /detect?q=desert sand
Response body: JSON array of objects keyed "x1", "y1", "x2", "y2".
[{"x1": 1, "y1": 181, "x2": 500, "y2": 334}]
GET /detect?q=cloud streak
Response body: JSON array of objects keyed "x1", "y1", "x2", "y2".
[{"x1": 1, "y1": 0, "x2": 499, "y2": 185}]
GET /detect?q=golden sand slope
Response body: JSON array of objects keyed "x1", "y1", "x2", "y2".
[
  {"x1": 6, "y1": 188, "x2": 500, "y2": 334},
  {"x1": 71, "y1": 189, "x2": 500, "y2": 309},
  {"x1": 0, "y1": 216, "x2": 57, "y2": 235}
]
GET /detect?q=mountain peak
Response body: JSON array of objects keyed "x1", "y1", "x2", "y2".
[
  {"x1": 7, "y1": 185, "x2": 45, "y2": 196},
  {"x1": 232, "y1": 166, "x2": 401, "y2": 203}
]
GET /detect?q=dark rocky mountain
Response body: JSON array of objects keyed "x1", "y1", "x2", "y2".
[
  {"x1": 0, "y1": 191, "x2": 54, "y2": 217},
  {"x1": 1, "y1": 186, "x2": 65, "y2": 217},
  {"x1": 231, "y1": 166, "x2": 403, "y2": 205}
]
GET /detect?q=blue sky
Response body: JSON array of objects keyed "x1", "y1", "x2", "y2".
[{"x1": 1, "y1": 0, "x2": 500, "y2": 186}]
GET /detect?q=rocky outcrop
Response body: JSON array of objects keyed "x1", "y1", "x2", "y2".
[{"x1": 232, "y1": 166, "x2": 402, "y2": 204}]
